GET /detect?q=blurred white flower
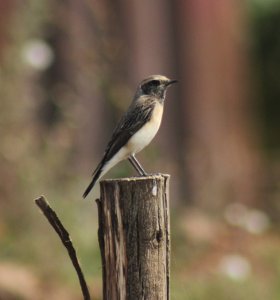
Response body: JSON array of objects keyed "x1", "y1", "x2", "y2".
[
  {"x1": 224, "y1": 203, "x2": 270, "y2": 235},
  {"x1": 21, "y1": 39, "x2": 54, "y2": 71},
  {"x1": 244, "y1": 209, "x2": 270, "y2": 235},
  {"x1": 224, "y1": 202, "x2": 248, "y2": 227},
  {"x1": 218, "y1": 254, "x2": 251, "y2": 281}
]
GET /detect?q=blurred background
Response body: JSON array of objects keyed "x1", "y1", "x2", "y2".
[{"x1": 0, "y1": 0, "x2": 280, "y2": 299}]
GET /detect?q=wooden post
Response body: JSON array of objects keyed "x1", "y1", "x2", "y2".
[{"x1": 96, "y1": 174, "x2": 170, "y2": 300}]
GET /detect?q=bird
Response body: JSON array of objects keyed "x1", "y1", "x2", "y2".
[{"x1": 83, "y1": 75, "x2": 177, "y2": 198}]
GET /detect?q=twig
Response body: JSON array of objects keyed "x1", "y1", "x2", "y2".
[{"x1": 35, "y1": 196, "x2": 91, "y2": 300}]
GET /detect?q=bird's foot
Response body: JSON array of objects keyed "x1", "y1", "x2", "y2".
[{"x1": 141, "y1": 172, "x2": 163, "y2": 177}]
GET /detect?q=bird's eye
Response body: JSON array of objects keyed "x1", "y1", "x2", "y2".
[
  {"x1": 149, "y1": 80, "x2": 160, "y2": 86},
  {"x1": 141, "y1": 79, "x2": 161, "y2": 94}
]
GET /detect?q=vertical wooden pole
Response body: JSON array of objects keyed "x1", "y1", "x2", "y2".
[{"x1": 96, "y1": 174, "x2": 170, "y2": 300}]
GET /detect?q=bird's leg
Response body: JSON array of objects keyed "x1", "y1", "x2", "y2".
[
  {"x1": 128, "y1": 156, "x2": 143, "y2": 175},
  {"x1": 128, "y1": 155, "x2": 148, "y2": 176}
]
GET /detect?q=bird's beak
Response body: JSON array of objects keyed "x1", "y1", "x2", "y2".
[{"x1": 166, "y1": 79, "x2": 178, "y2": 86}]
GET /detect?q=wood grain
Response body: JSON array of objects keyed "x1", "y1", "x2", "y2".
[{"x1": 96, "y1": 174, "x2": 170, "y2": 300}]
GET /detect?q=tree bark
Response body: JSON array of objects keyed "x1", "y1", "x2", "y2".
[{"x1": 96, "y1": 174, "x2": 170, "y2": 300}]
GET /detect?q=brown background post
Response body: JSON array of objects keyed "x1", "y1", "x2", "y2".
[{"x1": 96, "y1": 174, "x2": 170, "y2": 300}]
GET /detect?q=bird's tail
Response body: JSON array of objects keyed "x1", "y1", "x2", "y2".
[
  {"x1": 83, "y1": 165, "x2": 103, "y2": 198},
  {"x1": 83, "y1": 152, "x2": 123, "y2": 198}
]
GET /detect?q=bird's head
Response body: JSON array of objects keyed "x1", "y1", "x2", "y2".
[{"x1": 137, "y1": 75, "x2": 178, "y2": 100}]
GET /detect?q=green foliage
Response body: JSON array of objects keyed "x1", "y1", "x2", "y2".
[{"x1": 250, "y1": 2, "x2": 280, "y2": 152}]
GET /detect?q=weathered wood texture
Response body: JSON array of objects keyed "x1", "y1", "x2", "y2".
[{"x1": 96, "y1": 174, "x2": 170, "y2": 300}]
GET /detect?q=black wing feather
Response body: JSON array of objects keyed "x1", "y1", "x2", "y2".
[{"x1": 104, "y1": 100, "x2": 155, "y2": 161}]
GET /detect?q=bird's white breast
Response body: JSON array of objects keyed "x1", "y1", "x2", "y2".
[{"x1": 126, "y1": 101, "x2": 163, "y2": 154}]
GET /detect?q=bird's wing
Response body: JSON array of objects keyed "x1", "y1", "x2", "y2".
[{"x1": 103, "y1": 97, "x2": 156, "y2": 162}]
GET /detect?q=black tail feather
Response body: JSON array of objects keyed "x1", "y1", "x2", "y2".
[{"x1": 83, "y1": 167, "x2": 103, "y2": 198}]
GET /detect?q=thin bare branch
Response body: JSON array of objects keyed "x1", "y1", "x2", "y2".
[{"x1": 35, "y1": 196, "x2": 91, "y2": 300}]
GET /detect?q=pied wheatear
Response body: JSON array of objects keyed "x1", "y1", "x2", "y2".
[{"x1": 83, "y1": 75, "x2": 177, "y2": 198}]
